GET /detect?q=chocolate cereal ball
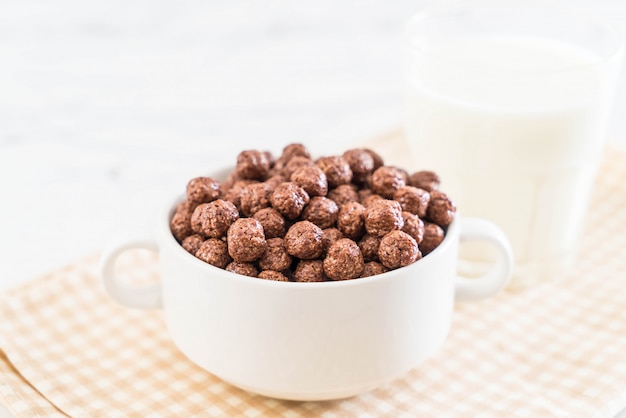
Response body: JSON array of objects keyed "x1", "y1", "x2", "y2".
[
  {"x1": 227, "y1": 218, "x2": 267, "y2": 263},
  {"x1": 370, "y1": 166, "x2": 407, "y2": 199},
  {"x1": 291, "y1": 165, "x2": 328, "y2": 197},
  {"x1": 342, "y1": 149, "x2": 375, "y2": 184},
  {"x1": 364, "y1": 148, "x2": 384, "y2": 170},
  {"x1": 284, "y1": 221, "x2": 324, "y2": 259},
  {"x1": 426, "y1": 191, "x2": 456, "y2": 227},
  {"x1": 190, "y1": 199, "x2": 239, "y2": 238},
  {"x1": 240, "y1": 182, "x2": 272, "y2": 217},
  {"x1": 364, "y1": 199, "x2": 404, "y2": 237},
  {"x1": 283, "y1": 156, "x2": 315, "y2": 179},
  {"x1": 361, "y1": 261, "x2": 388, "y2": 278},
  {"x1": 378, "y1": 230, "x2": 421, "y2": 270},
  {"x1": 223, "y1": 179, "x2": 257, "y2": 212},
  {"x1": 186, "y1": 177, "x2": 221, "y2": 206},
  {"x1": 181, "y1": 234, "x2": 204, "y2": 255},
  {"x1": 360, "y1": 193, "x2": 384, "y2": 208},
  {"x1": 264, "y1": 175, "x2": 286, "y2": 193},
  {"x1": 322, "y1": 227, "x2": 344, "y2": 255},
  {"x1": 276, "y1": 143, "x2": 311, "y2": 168},
  {"x1": 235, "y1": 150, "x2": 271, "y2": 181},
  {"x1": 421, "y1": 222, "x2": 445, "y2": 255},
  {"x1": 258, "y1": 270, "x2": 289, "y2": 281},
  {"x1": 301, "y1": 196, "x2": 339, "y2": 229},
  {"x1": 323, "y1": 238, "x2": 364, "y2": 280},
  {"x1": 358, "y1": 234, "x2": 381, "y2": 262},
  {"x1": 401, "y1": 212, "x2": 425, "y2": 244},
  {"x1": 316, "y1": 156, "x2": 353, "y2": 188},
  {"x1": 195, "y1": 238, "x2": 232, "y2": 268},
  {"x1": 258, "y1": 238, "x2": 293, "y2": 272},
  {"x1": 271, "y1": 182, "x2": 310, "y2": 220},
  {"x1": 294, "y1": 260, "x2": 327, "y2": 282},
  {"x1": 253, "y1": 207, "x2": 286, "y2": 239},
  {"x1": 263, "y1": 150, "x2": 275, "y2": 168},
  {"x1": 225, "y1": 262, "x2": 259, "y2": 278},
  {"x1": 409, "y1": 170, "x2": 440, "y2": 192},
  {"x1": 327, "y1": 184, "x2": 359, "y2": 208},
  {"x1": 220, "y1": 172, "x2": 240, "y2": 193},
  {"x1": 394, "y1": 186, "x2": 430, "y2": 218},
  {"x1": 337, "y1": 201, "x2": 366, "y2": 241},
  {"x1": 170, "y1": 200, "x2": 195, "y2": 242},
  {"x1": 358, "y1": 188, "x2": 374, "y2": 202}
]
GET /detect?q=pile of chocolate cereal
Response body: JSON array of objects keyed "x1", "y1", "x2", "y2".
[{"x1": 170, "y1": 144, "x2": 456, "y2": 282}]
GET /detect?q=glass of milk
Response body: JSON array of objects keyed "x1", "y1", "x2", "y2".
[{"x1": 404, "y1": 1, "x2": 624, "y2": 289}]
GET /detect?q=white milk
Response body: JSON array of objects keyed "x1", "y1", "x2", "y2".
[{"x1": 406, "y1": 35, "x2": 615, "y2": 286}]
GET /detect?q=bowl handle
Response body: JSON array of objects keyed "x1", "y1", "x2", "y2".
[
  {"x1": 100, "y1": 234, "x2": 162, "y2": 310},
  {"x1": 455, "y1": 218, "x2": 514, "y2": 301}
]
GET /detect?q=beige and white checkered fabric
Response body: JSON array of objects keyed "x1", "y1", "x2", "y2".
[{"x1": 1, "y1": 136, "x2": 626, "y2": 417}]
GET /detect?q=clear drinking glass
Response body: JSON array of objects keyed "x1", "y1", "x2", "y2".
[{"x1": 404, "y1": 1, "x2": 624, "y2": 289}]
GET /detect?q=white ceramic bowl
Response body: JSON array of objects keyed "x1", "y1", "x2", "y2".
[{"x1": 101, "y1": 169, "x2": 512, "y2": 401}]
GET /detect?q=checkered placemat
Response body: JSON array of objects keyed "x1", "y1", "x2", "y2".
[{"x1": 1, "y1": 134, "x2": 626, "y2": 417}]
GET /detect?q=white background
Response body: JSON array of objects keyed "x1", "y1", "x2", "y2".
[{"x1": 1, "y1": 1, "x2": 626, "y2": 416}]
